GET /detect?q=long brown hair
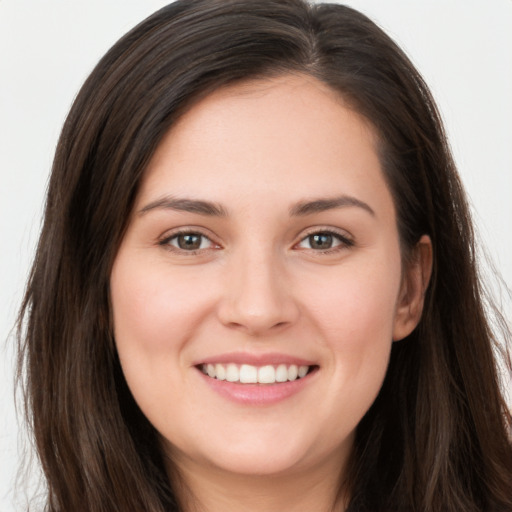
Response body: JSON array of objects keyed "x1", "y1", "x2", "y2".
[{"x1": 17, "y1": 1, "x2": 512, "y2": 510}]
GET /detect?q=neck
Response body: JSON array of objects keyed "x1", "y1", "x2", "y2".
[{"x1": 167, "y1": 450, "x2": 350, "y2": 512}]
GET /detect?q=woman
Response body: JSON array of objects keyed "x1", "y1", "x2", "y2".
[{"x1": 16, "y1": 0, "x2": 512, "y2": 511}]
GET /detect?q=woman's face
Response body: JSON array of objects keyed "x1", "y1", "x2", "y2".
[{"x1": 110, "y1": 75, "x2": 425, "y2": 481}]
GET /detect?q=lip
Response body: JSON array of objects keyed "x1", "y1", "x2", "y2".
[
  {"x1": 194, "y1": 352, "x2": 319, "y2": 406},
  {"x1": 194, "y1": 351, "x2": 316, "y2": 367}
]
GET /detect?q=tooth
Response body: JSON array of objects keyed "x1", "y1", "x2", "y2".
[
  {"x1": 204, "y1": 362, "x2": 311, "y2": 383},
  {"x1": 258, "y1": 365, "x2": 276, "y2": 384},
  {"x1": 288, "y1": 364, "x2": 298, "y2": 381},
  {"x1": 207, "y1": 364, "x2": 216, "y2": 378},
  {"x1": 215, "y1": 364, "x2": 226, "y2": 380},
  {"x1": 226, "y1": 364, "x2": 239, "y2": 382},
  {"x1": 275, "y1": 364, "x2": 288, "y2": 383},
  {"x1": 298, "y1": 365, "x2": 309, "y2": 378},
  {"x1": 239, "y1": 364, "x2": 258, "y2": 383}
]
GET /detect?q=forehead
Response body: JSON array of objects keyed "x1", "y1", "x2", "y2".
[{"x1": 137, "y1": 74, "x2": 391, "y2": 216}]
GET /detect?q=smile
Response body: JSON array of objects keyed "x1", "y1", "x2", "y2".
[{"x1": 200, "y1": 363, "x2": 311, "y2": 384}]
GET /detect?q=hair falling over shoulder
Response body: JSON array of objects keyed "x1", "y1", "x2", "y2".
[{"x1": 16, "y1": 1, "x2": 512, "y2": 510}]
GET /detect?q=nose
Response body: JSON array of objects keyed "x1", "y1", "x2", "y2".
[{"x1": 216, "y1": 249, "x2": 300, "y2": 336}]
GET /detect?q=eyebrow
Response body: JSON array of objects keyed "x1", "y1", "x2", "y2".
[
  {"x1": 138, "y1": 194, "x2": 375, "y2": 218},
  {"x1": 138, "y1": 196, "x2": 228, "y2": 217},
  {"x1": 289, "y1": 195, "x2": 375, "y2": 217}
]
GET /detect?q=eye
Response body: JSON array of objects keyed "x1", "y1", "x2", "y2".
[
  {"x1": 160, "y1": 231, "x2": 217, "y2": 252},
  {"x1": 296, "y1": 231, "x2": 353, "y2": 251}
]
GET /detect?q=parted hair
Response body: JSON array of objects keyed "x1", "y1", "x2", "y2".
[{"x1": 17, "y1": 1, "x2": 512, "y2": 511}]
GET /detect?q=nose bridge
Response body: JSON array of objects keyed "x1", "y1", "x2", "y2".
[{"x1": 217, "y1": 240, "x2": 298, "y2": 334}]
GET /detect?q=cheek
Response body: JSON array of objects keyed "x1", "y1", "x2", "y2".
[
  {"x1": 111, "y1": 254, "x2": 215, "y2": 356},
  {"x1": 109, "y1": 253, "x2": 216, "y2": 430},
  {"x1": 306, "y1": 259, "x2": 401, "y2": 345},
  {"x1": 306, "y1": 266, "x2": 400, "y2": 434},
  {"x1": 303, "y1": 254, "x2": 401, "y2": 396}
]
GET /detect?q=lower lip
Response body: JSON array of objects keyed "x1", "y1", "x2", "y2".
[{"x1": 197, "y1": 368, "x2": 317, "y2": 406}]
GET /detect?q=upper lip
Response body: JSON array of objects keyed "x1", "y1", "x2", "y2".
[{"x1": 194, "y1": 352, "x2": 317, "y2": 367}]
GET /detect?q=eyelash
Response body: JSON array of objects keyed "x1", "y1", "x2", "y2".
[
  {"x1": 158, "y1": 228, "x2": 354, "y2": 255},
  {"x1": 294, "y1": 228, "x2": 354, "y2": 254},
  {"x1": 159, "y1": 229, "x2": 219, "y2": 255}
]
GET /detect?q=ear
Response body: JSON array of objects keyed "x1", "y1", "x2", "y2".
[{"x1": 393, "y1": 235, "x2": 433, "y2": 341}]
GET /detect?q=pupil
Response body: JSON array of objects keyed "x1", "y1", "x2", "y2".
[
  {"x1": 310, "y1": 233, "x2": 332, "y2": 249},
  {"x1": 178, "y1": 234, "x2": 201, "y2": 250}
]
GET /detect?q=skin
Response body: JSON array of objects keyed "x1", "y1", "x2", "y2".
[{"x1": 110, "y1": 74, "x2": 432, "y2": 512}]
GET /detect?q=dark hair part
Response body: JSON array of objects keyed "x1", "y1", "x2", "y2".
[{"x1": 17, "y1": 0, "x2": 512, "y2": 510}]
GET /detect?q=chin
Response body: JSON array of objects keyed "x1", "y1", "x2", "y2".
[
  {"x1": 200, "y1": 448, "x2": 309, "y2": 477},
  {"x1": 165, "y1": 424, "x2": 349, "y2": 479}
]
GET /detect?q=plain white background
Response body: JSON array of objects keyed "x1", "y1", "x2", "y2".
[{"x1": 1, "y1": 1, "x2": 511, "y2": 510}]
